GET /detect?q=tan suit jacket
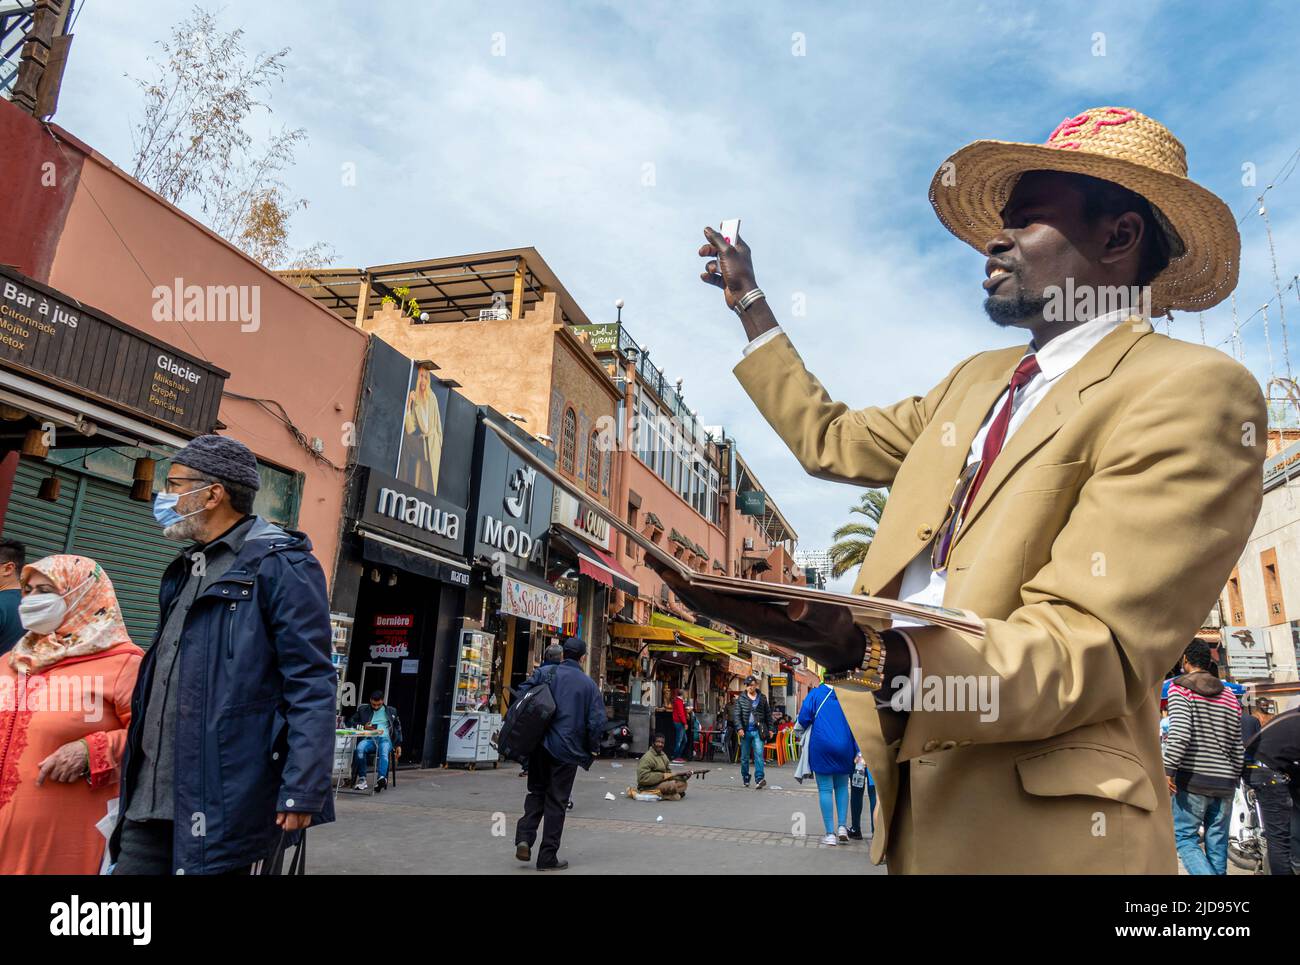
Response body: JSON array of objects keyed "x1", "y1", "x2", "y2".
[{"x1": 733, "y1": 319, "x2": 1265, "y2": 873}]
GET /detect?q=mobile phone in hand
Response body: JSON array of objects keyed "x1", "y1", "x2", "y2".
[{"x1": 719, "y1": 218, "x2": 740, "y2": 247}]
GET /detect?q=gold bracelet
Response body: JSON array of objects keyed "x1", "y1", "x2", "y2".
[{"x1": 825, "y1": 626, "x2": 886, "y2": 691}]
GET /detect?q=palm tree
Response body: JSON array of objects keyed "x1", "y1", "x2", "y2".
[{"x1": 828, "y1": 489, "x2": 887, "y2": 578}]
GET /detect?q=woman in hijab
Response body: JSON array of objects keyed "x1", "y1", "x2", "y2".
[
  {"x1": 0, "y1": 555, "x2": 142, "y2": 874},
  {"x1": 400, "y1": 363, "x2": 443, "y2": 493}
]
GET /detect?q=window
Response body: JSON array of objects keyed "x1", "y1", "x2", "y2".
[
  {"x1": 1261, "y1": 549, "x2": 1286, "y2": 622},
  {"x1": 586, "y1": 430, "x2": 601, "y2": 493},
  {"x1": 1226, "y1": 569, "x2": 1245, "y2": 624},
  {"x1": 561, "y1": 407, "x2": 577, "y2": 474}
]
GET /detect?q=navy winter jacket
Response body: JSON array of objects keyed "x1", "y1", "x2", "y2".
[
  {"x1": 516, "y1": 658, "x2": 604, "y2": 769},
  {"x1": 110, "y1": 517, "x2": 337, "y2": 874}
]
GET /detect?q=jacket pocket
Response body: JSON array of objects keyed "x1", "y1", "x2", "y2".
[
  {"x1": 1011, "y1": 459, "x2": 1087, "y2": 495},
  {"x1": 1014, "y1": 742, "x2": 1158, "y2": 812}
]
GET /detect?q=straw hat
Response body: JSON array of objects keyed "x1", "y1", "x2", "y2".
[{"x1": 929, "y1": 106, "x2": 1239, "y2": 314}]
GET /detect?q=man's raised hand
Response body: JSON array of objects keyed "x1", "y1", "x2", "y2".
[{"x1": 699, "y1": 226, "x2": 756, "y2": 310}]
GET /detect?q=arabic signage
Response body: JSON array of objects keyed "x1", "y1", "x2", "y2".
[
  {"x1": 1222, "y1": 626, "x2": 1272, "y2": 680},
  {"x1": 728, "y1": 657, "x2": 752, "y2": 677},
  {"x1": 750, "y1": 653, "x2": 781, "y2": 677},
  {"x1": 0, "y1": 267, "x2": 227, "y2": 435},
  {"x1": 472, "y1": 416, "x2": 555, "y2": 566},
  {"x1": 568, "y1": 323, "x2": 621, "y2": 352},
  {"x1": 552, "y1": 488, "x2": 612, "y2": 551},
  {"x1": 1264, "y1": 440, "x2": 1300, "y2": 492},
  {"x1": 501, "y1": 574, "x2": 565, "y2": 627}
]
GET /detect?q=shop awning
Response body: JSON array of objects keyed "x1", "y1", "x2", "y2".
[
  {"x1": 357, "y1": 528, "x2": 471, "y2": 585},
  {"x1": 554, "y1": 531, "x2": 638, "y2": 595},
  {"x1": 609, "y1": 614, "x2": 737, "y2": 656}
]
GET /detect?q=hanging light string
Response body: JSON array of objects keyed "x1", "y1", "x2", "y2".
[{"x1": 1259, "y1": 202, "x2": 1293, "y2": 382}]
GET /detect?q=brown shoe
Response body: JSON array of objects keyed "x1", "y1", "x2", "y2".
[{"x1": 515, "y1": 843, "x2": 531, "y2": 862}]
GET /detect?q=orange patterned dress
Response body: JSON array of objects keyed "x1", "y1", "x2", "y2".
[{"x1": 0, "y1": 556, "x2": 143, "y2": 874}]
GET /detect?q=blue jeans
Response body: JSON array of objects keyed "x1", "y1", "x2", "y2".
[
  {"x1": 673, "y1": 722, "x2": 686, "y2": 759},
  {"x1": 739, "y1": 730, "x2": 765, "y2": 784},
  {"x1": 355, "y1": 736, "x2": 392, "y2": 781},
  {"x1": 1171, "y1": 789, "x2": 1231, "y2": 875},
  {"x1": 816, "y1": 772, "x2": 850, "y2": 835}
]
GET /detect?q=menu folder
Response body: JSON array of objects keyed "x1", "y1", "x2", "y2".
[{"x1": 481, "y1": 417, "x2": 985, "y2": 638}]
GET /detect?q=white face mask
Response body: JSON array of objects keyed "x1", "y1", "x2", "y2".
[{"x1": 19, "y1": 577, "x2": 92, "y2": 635}]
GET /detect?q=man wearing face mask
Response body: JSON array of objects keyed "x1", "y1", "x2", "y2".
[
  {"x1": 109, "y1": 434, "x2": 336, "y2": 875},
  {"x1": 0, "y1": 539, "x2": 25, "y2": 655}
]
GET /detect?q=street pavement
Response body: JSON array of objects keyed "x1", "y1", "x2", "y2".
[{"x1": 310, "y1": 756, "x2": 886, "y2": 875}]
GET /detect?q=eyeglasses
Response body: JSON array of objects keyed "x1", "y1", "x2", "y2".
[
  {"x1": 163, "y1": 476, "x2": 209, "y2": 492},
  {"x1": 930, "y1": 459, "x2": 983, "y2": 575}
]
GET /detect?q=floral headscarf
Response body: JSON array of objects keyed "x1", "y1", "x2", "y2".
[{"x1": 7, "y1": 555, "x2": 134, "y2": 673}]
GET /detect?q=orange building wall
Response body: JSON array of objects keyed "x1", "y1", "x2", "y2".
[
  {"x1": 548, "y1": 333, "x2": 618, "y2": 507},
  {"x1": 45, "y1": 149, "x2": 367, "y2": 584},
  {"x1": 621, "y1": 455, "x2": 728, "y2": 613}
]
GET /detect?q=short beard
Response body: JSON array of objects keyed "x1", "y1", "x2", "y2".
[
  {"x1": 163, "y1": 514, "x2": 206, "y2": 543},
  {"x1": 983, "y1": 283, "x2": 1051, "y2": 328}
]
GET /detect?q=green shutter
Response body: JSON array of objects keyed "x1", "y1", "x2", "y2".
[
  {"x1": 4, "y1": 460, "x2": 76, "y2": 560},
  {"x1": 67, "y1": 474, "x2": 182, "y2": 647},
  {"x1": 3, "y1": 457, "x2": 180, "y2": 648}
]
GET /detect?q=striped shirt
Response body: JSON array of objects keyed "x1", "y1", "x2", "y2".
[{"x1": 1162, "y1": 673, "x2": 1244, "y2": 798}]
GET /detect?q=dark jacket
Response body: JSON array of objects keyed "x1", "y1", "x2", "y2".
[
  {"x1": 1253, "y1": 709, "x2": 1300, "y2": 780},
  {"x1": 731, "y1": 691, "x2": 771, "y2": 741},
  {"x1": 110, "y1": 518, "x2": 337, "y2": 874},
  {"x1": 351, "y1": 703, "x2": 404, "y2": 747},
  {"x1": 516, "y1": 658, "x2": 603, "y2": 769}
]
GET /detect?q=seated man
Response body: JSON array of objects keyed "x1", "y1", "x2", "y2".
[
  {"x1": 636, "y1": 733, "x2": 692, "y2": 800},
  {"x1": 351, "y1": 690, "x2": 402, "y2": 792}
]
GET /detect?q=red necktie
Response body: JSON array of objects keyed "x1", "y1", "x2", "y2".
[{"x1": 965, "y1": 353, "x2": 1041, "y2": 509}]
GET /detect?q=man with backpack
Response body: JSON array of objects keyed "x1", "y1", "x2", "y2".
[{"x1": 511, "y1": 636, "x2": 603, "y2": 871}]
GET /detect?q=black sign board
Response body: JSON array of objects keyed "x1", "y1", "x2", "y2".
[
  {"x1": 358, "y1": 466, "x2": 469, "y2": 557},
  {"x1": 470, "y1": 413, "x2": 555, "y2": 568},
  {"x1": 0, "y1": 267, "x2": 227, "y2": 435}
]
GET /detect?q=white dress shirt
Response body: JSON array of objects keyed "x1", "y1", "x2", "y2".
[{"x1": 743, "y1": 309, "x2": 1137, "y2": 631}]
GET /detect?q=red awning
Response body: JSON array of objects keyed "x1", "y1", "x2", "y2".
[
  {"x1": 580, "y1": 546, "x2": 639, "y2": 596},
  {"x1": 556, "y1": 531, "x2": 639, "y2": 595}
]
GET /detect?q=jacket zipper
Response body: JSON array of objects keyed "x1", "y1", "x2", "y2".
[{"x1": 225, "y1": 602, "x2": 237, "y2": 659}]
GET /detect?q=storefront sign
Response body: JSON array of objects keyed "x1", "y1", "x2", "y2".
[
  {"x1": 359, "y1": 467, "x2": 467, "y2": 557},
  {"x1": 736, "y1": 489, "x2": 766, "y2": 516},
  {"x1": 552, "y1": 489, "x2": 612, "y2": 551},
  {"x1": 728, "y1": 657, "x2": 752, "y2": 677},
  {"x1": 0, "y1": 268, "x2": 227, "y2": 434},
  {"x1": 1222, "y1": 626, "x2": 1272, "y2": 680},
  {"x1": 501, "y1": 574, "x2": 565, "y2": 627},
  {"x1": 751, "y1": 653, "x2": 781, "y2": 676},
  {"x1": 370, "y1": 613, "x2": 413, "y2": 660},
  {"x1": 473, "y1": 421, "x2": 555, "y2": 565},
  {"x1": 569, "y1": 323, "x2": 621, "y2": 352},
  {"x1": 770, "y1": 674, "x2": 788, "y2": 687}
]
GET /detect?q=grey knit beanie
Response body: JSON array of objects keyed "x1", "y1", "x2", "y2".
[{"x1": 172, "y1": 434, "x2": 262, "y2": 491}]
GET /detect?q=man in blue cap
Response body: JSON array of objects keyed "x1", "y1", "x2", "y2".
[{"x1": 110, "y1": 434, "x2": 336, "y2": 874}]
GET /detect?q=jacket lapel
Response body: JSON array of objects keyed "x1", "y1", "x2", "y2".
[
  {"x1": 954, "y1": 317, "x2": 1153, "y2": 542},
  {"x1": 855, "y1": 368, "x2": 1014, "y2": 595}
]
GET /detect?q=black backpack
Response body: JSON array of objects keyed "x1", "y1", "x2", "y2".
[{"x1": 494, "y1": 667, "x2": 558, "y2": 763}]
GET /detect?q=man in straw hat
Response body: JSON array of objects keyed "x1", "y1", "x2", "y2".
[{"x1": 660, "y1": 107, "x2": 1266, "y2": 873}]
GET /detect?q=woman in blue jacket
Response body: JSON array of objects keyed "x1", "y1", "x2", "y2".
[{"x1": 798, "y1": 681, "x2": 859, "y2": 845}]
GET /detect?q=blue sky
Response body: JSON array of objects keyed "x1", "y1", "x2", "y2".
[{"x1": 53, "y1": 0, "x2": 1300, "y2": 587}]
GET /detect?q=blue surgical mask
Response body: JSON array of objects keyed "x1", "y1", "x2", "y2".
[{"x1": 153, "y1": 484, "x2": 213, "y2": 528}]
